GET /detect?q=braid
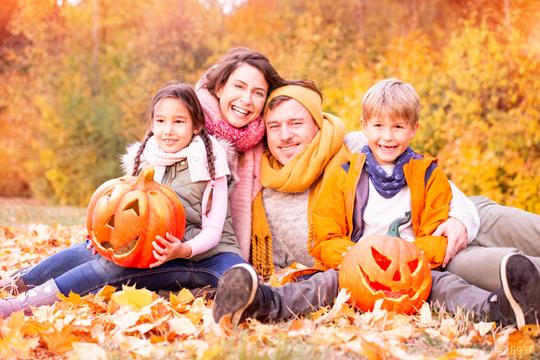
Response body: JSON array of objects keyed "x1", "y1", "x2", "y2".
[
  {"x1": 132, "y1": 131, "x2": 153, "y2": 176},
  {"x1": 199, "y1": 129, "x2": 216, "y2": 180}
]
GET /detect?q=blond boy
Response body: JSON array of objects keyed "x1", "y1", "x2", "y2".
[{"x1": 312, "y1": 78, "x2": 451, "y2": 269}]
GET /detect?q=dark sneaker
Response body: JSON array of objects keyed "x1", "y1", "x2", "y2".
[
  {"x1": 489, "y1": 253, "x2": 540, "y2": 329},
  {"x1": 212, "y1": 263, "x2": 258, "y2": 326}
]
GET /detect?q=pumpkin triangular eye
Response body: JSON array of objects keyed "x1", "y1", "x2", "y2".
[
  {"x1": 123, "y1": 199, "x2": 140, "y2": 216},
  {"x1": 106, "y1": 215, "x2": 115, "y2": 229},
  {"x1": 407, "y1": 259, "x2": 419, "y2": 273},
  {"x1": 371, "y1": 246, "x2": 392, "y2": 271}
]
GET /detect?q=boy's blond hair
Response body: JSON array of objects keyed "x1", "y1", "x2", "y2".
[{"x1": 362, "y1": 78, "x2": 420, "y2": 126}]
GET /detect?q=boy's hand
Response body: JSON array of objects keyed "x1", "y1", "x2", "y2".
[
  {"x1": 150, "y1": 233, "x2": 192, "y2": 268},
  {"x1": 434, "y1": 217, "x2": 468, "y2": 267}
]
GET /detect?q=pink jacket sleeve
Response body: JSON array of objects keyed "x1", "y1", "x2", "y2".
[{"x1": 185, "y1": 176, "x2": 228, "y2": 257}]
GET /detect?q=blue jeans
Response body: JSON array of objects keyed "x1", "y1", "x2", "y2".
[
  {"x1": 20, "y1": 242, "x2": 100, "y2": 287},
  {"x1": 53, "y1": 251, "x2": 245, "y2": 296}
]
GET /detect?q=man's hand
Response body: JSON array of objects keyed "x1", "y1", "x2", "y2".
[
  {"x1": 433, "y1": 217, "x2": 468, "y2": 267},
  {"x1": 150, "y1": 233, "x2": 192, "y2": 268}
]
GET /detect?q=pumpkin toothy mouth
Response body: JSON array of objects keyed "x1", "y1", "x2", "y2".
[
  {"x1": 99, "y1": 236, "x2": 140, "y2": 256},
  {"x1": 359, "y1": 266, "x2": 417, "y2": 299}
]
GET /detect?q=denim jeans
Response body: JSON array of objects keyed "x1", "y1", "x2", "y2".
[
  {"x1": 53, "y1": 251, "x2": 245, "y2": 296},
  {"x1": 20, "y1": 242, "x2": 100, "y2": 288}
]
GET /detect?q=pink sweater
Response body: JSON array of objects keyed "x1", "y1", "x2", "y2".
[
  {"x1": 187, "y1": 176, "x2": 230, "y2": 257},
  {"x1": 195, "y1": 86, "x2": 263, "y2": 260}
]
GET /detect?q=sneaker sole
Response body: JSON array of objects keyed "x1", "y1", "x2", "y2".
[
  {"x1": 230, "y1": 264, "x2": 258, "y2": 327},
  {"x1": 213, "y1": 263, "x2": 258, "y2": 327},
  {"x1": 500, "y1": 253, "x2": 526, "y2": 329}
]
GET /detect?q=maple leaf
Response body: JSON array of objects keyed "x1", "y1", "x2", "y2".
[
  {"x1": 95, "y1": 285, "x2": 116, "y2": 302},
  {"x1": 58, "y1": 291, "x2": 83, "y2": 305},
  {"x1": 169, "y1": 288, "x2": 195, "y2": 313},
  {"x1": 21, "y1": 319, "x2": 50, "y2": 336},
  {"x1": 41, "y1": 325, "x2": 80, "y2": 354},
  {"x1": 109, "y1": 285, "x2": 157, "y2": 312}
]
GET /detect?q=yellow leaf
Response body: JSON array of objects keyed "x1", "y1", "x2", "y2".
[
  {"x1": 170, "y1": 288, "x2": 195, "y2": 312},
  {"x1": 110, "y1": 285, "x2": 157, "y2": 311},
  {"x1": 58, "y1": 291, "x2": 83, "y2": 305}
]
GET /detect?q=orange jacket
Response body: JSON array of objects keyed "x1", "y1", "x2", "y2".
[{"x1": 311, "y1": 152, "x2": 452, "y2": 270}]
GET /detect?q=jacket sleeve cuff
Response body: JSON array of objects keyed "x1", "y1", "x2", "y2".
[{"x1": 448, "y1": 181, "x2": 480, "y2": 244}]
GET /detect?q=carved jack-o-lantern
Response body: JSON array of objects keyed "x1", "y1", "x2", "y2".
[
  {"x1": 86, "y1": 167, "x2": 186, "y2": 268},
  {"x1": 339, "y1": 213, "x2": 432, "y2": 314}
]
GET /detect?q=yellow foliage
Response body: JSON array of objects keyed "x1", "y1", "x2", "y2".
[{"x1": 1, "y1": 0, "x2": 538, "y2": 212}]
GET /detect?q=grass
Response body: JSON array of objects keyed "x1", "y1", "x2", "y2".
[{"x1": 0, "y1": 197, "x2": 86, "y2": 226}]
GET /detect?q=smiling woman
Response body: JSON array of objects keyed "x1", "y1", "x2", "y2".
[
  {"x1": 215, "y1": 64, "x2": 268, "y2": 128},
  {"x1": 195, "y1": 48, "x2": 285, "y2": 260}
]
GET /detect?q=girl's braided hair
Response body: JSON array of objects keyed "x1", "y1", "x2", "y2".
[{"x1": 132, "y1": 83, "x2": 216, "y2": 180}]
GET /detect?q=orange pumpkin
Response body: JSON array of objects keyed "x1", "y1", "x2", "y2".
[
  {"x1": 339, "y1": 212, "x2": 432, "y2": 314},
  {"x1": 86, "y1": 167, "x2": 186, "y2": 268}
]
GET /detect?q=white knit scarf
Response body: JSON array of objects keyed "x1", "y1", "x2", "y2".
[{"x1": 124, "y1": 135, "x2": 230, "y2": 183}]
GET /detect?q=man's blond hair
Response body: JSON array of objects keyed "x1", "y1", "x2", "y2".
[{"x1": 362, "y1": 78, "x2": 420, "y2": 126}]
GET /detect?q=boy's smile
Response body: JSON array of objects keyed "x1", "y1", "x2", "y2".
[{"x1": 363, "y1": 116, "x2": 418, "y2": 166}]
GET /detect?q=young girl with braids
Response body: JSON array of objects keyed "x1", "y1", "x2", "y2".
[{"x1": 0, "y1": 83, "x2": 244, "y2": 318}]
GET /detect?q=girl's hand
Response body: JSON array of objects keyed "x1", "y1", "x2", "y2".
[
  {"x1": 85, "y1": 234, "x2": 97, "y2": 255},
  {"x1": 149, "y1": 233, "x2": 192, "y2": 268}
]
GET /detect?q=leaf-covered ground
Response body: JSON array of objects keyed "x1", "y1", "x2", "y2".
[{"x1": 0, "y1": 225, "x2": 538, "y2": 359}]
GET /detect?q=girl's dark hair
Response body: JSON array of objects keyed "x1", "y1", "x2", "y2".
[
  {"x1": 133, "y1": 83, "x2": 216, "y2": 180},
  {"x1": 204, "y1": 47, "x2": 285, "y2": 97}
]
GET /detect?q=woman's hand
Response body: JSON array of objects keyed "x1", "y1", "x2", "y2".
[
  {"x1": 433, "y1": 217, "x2": 468, "y2": 267},
  {"x1": 149, "y1": 233, "x2": 192, "y2": 268}
]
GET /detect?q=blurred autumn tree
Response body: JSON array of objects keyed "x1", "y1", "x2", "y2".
[
  {"x1": 0, "y1": 0, "x2": 223, "y2": 204},
  {"x1": 0, "y1": 0, "x2": 538, "y2": 212}
]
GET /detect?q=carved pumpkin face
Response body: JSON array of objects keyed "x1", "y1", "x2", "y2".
[
  {"x1": 339, "y1": 214, "x2": 432, "y2": 314},
  {"x1": 86, "y1": 167, "x2": 186, "y2": 268}
]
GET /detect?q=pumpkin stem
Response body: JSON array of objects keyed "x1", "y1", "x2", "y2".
[
  {"x1": 137, "y1": 167, "x2": 155, "y2": 186},
  {"x1": 387, "y1": 211, "x2": 411, "y2": 238}
]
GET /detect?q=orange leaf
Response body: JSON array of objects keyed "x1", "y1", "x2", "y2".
[
  {"x1": 507, "y1": 328, "x2": 536, "y2": 358},
  {"x1": 22, "y1": 319, "x2": 50, "y2": 336},
  {"x1": 58, "y1": 291, "x2": 83, "y2": 305},
  {"x1": 41, "y1": 326, "x2": 80, "y2": 354},
  {"x1": 96, "y1": 285, "x2": 117, "y2": 302}
]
